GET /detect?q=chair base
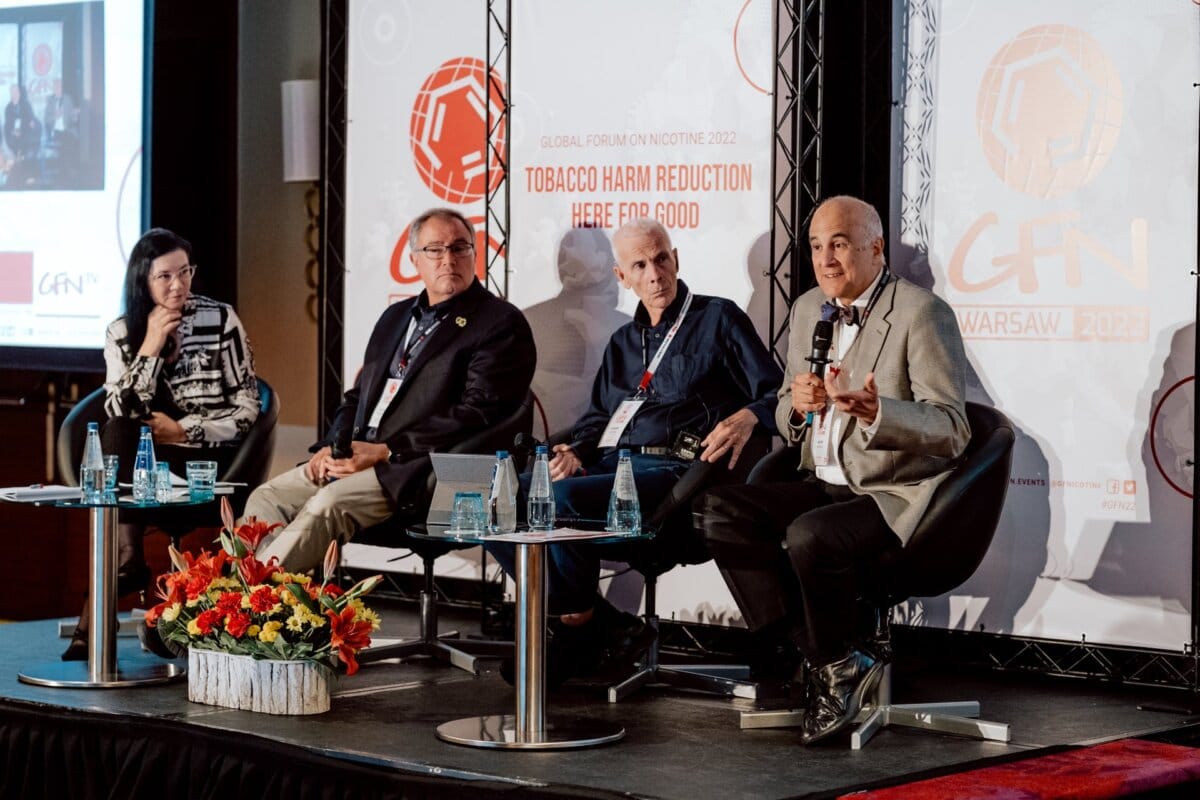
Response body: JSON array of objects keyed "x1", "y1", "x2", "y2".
[
  {"x1": 739, "y1": 699, "x2": 1010, "y2": 749},
  {"x1": 608, "y1": 662, "x2": 759, "y2": 703},
  {"x1": 355, "y1": 588, "x2": 512, "y2": 675},
  {"x1": 360, "y1": 630, "x2": 513, "y2": 675}
]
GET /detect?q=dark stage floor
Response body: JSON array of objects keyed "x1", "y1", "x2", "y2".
[{"x1": 3, "y1": 599, "x2": 1200, "y2": 799}]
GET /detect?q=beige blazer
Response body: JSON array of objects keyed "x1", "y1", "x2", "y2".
[{"x1": 775, "y1": 276, "x2": 971, "y2": 544}]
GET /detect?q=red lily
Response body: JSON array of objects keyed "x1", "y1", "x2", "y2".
[
  {"x1": 325, "y1": 606, "x2": 373, "y2": 675},
  {"x1": 234, "y1": 517, "x2": 283, "y2": 553},
  {"x1": 237, "y1": 553, "x2": 283, "y2": 586}
]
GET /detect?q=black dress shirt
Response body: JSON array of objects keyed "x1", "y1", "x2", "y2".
[{"x1": 570, "y1": 280, "x2": 782, "y2": 462}]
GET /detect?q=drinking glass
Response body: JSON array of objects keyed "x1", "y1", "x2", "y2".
[
  {"x1": 154, "y1": 461, "x2": 174, "y2": 503},
  {"x1": 449, "y1": 492, "x2": 486, "y2": 533},
  {"x1": 186, "y1": 460, "x2": 218, "y2": 501},
  {"x1": 102, "y1": 455, "x2": 119, "y2": 493}
]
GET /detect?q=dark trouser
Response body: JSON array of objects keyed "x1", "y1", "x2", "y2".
[
  {"x1": 701, "y1": 477, "x2": 901, "y2": 666},
  {"x1": 99, "y1": 416, "x2": 237, "y2": 485},
  {"x1": 485, "y1": 452, "x2": 690, "y2": 615},
  {"x1": 98, "y1": 416, "x2": 238, "y2": 571}
]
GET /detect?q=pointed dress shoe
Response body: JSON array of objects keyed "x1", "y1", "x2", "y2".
[{"x1": 800, "y1": 649, "x2": 885, "y2": 745}]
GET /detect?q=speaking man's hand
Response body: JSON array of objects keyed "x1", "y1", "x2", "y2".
[{"x1": 826, "y1": 371, "x2": 879, "y2": 426}]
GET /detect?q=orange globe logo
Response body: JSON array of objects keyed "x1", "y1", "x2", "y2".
[
  {"x1": 410, "y1": 57, "x2": 506, "y2": 203},
  {"x1": 977, "y1": 25, "x2": 1122, "y2": 198}
]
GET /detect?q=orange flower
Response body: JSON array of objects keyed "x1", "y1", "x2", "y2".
[
  {"x1": 248, "y1": 585, "x2": 279, "y2": 614},
  {"x1": 237, "y1": 553, "x2": 282, "y2": 586},
  {"x1": 234, "y1": 517, "x2": 283, "y2": 552},
  {"x1": 215, "y1": 591, "x2": 242, "y2": 616},
  {"x1": 325, "y1": 606, "x2": 373, "y2": 675},
  {"x1": 225, "y1": 611, "x2": 252, "y2": 639},
  {"x1": 194, "y1": 609, "x2": 222, "y2": 635}
]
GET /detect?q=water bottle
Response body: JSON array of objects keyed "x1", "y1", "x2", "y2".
[
  {"x1": 79, "y1": 422, "x2": 105, "y2": 502},
  {"x1": 132, "y1": 425, "x2": 156, "y2": 502},
  {"x1": 527, "y1": 445, "x2": 555, "y2": 531},
  {"x1": 606, "y1": 449, "x2": 641, "y2": 533},
  {"x1": 488, "y1": 450, "x2": 518, "y2": 534}
]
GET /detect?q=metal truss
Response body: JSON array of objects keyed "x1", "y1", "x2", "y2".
[
  {"x1": 484, "y1": 0, "x2": 511, "y2": 299},
  {"x1": 768, "y1": 0, "x2": 824, "y2": 367},
  {"x1": 318, "y1": 0, "x2": 349, "y2": 436}
]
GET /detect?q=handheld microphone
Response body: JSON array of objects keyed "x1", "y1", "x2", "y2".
[
  {"x1": 512, "y1": 432, "x2": 545, "y2": 456},
  {"x1": 330, "y1": 426, "x2": 353, "y2": 459},
  {"x1": 804, "y1": 319, "x2": 834, "y2": 426}
]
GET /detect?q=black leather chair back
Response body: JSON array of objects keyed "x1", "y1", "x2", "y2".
[
  {"x1": 57, "y1": 378, "x2": 280, "y2": 492},
  {"x1": 867, "y1": 402, "x2": 1015, "y2": 602}
]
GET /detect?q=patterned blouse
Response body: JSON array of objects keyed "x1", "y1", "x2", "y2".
[{"x1": 103, "y1": 294, "x2": 260, "y2": 445}]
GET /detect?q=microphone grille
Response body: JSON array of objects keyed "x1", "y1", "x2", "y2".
[{"x1": 813, "y1": 319, "x2": 834, "y2": 350}]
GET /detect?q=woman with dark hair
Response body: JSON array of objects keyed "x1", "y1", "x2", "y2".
[
  {"x1": 63, "y1": 228, "x2": 260, "y2": 660},
  {"x1": 3, "y1": 84, "x2": 41, "y2": 159}
]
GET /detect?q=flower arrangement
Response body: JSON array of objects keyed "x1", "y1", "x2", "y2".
[{"x1": 146, "y1": 498, "x2": 383, "y2": 675}]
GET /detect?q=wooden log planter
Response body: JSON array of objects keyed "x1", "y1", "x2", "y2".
[{"x1": 188, "y1": 649, "x2": 331, "y2": 715}]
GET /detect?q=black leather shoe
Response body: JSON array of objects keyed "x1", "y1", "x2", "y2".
[{"x1": 800, "y1": 649, "x2": 885, "y2": 745}]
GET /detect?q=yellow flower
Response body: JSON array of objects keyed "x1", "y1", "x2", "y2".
[
  {"x1": 286, "y1": 616, "x2": 306, "y2": 632},
  {"x1": 247, "y1": 624, "x2": 261, "y2": 637},
  {"x1": 281, "y1": 589, "x2": 300, "y2": 606},
  {"x1": 356, "y1": 607, "x2": 381, "y2": 630},
  {"x1": 186, "y1": 597, "x2": 201, "y2": 608},
  {"x1": 258, "y1": 620, "x2": 283, "y2": 643},
  {"x1": 240, "y1": 595, "x2": 252, "y2": 609},
  {"x1": 187, "y1": 619, "x2": 202, "y2": 636},
  {"x1": 161, "y1": 603, "x2": 182, "y2": 623}
]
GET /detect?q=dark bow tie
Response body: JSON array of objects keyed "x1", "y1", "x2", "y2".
[{"x1": 821, "y1": 301, "x2": 860, "y2": 327}]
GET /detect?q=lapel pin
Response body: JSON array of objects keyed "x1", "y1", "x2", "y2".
[{"x1": 455, "y1": 316, "x2": 467, "y2": 328}]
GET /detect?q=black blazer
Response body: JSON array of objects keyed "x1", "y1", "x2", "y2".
[{"x1": 318, "y1": 280, "x2": 536, "y2": 507}]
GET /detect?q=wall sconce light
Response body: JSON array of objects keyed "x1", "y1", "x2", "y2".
[{"x1": 281, "y1": 79, "x2": 320, "y2": 322}]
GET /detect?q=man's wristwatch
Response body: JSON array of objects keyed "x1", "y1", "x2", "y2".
[{"x1": 385, "y1": 445, "x2": 398, "y2": 464}]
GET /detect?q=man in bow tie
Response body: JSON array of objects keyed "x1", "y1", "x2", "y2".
[
  {"x1": 701, "y1": 195, "x2": 970, "y2": 744},
  {"x1": 245, "y1": 208, "x2": 536, "y2": 572}
]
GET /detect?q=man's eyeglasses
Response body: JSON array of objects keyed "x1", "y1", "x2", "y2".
[
  {"x1": 148, "y1": 264, "x2": 197, "y2": 286},
  {"x1": 417, "y1": 242, "x2": 474, "y2": 260}
]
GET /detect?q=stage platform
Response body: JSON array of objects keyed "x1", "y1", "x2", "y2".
[{"x1": 3, "y1": 600, "x2": 1200, "y2": 799}]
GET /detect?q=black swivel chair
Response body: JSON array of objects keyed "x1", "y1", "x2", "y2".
[
  {"x1": 57, "y1": 378, "x2": 280, "y2": 520},
  {"x1": 55, "y1": 379, "x2": 280, "y2": 639},
  {"x1": 737, "y1": 401, "x2": 1015, "y2": 748},
  {"x1": 541, "y1": 429, "x2": 773, "y2": 703},
  {"x1": 353, "y1": 391, "x2": 534, "y2": 674}
]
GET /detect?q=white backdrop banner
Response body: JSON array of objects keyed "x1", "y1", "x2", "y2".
[
  {"x1": 343, "y1": 0, "x2": 773, "y2": 622},
  {"x1": 894, "y1": 0, "x2": 1198, "y2": 650}
]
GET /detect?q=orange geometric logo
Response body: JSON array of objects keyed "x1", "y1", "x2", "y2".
[
  {"x1": 410, "y1": 57, "x2": 506, "y2": 204},
  {"x1": 976, "y1": 25, "x2": 1122, "y2": 198}
]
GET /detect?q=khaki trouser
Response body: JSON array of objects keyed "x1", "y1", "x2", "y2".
[{"x1": 244, "y1": 465, "x2": 394, "y2": 573}]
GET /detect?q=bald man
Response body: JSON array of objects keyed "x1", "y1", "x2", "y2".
[{"x1": 701, "y1": 196, "x2": 970, "y2": 744}]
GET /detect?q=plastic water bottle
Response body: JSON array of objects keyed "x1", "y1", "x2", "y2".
[
  {"x1": 79, "y1": 421, "x2": 105, "y2": 502},
  {"x1": 606, "y1": 449, "x2": 641, "y2": 533},
  {"x1": 527, "y1": 445, "x2": 555, "y2": 531},
  {"x1": 132, "y1": 425, "x2": 156, "y2": 502},
  {"x1": 488, "y1": 450, "x2": 518, "y2": 534}
]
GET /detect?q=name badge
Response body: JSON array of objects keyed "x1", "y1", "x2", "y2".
[
  {"x1": 366, "y1": 378, "x2": 403, "y2": 431},
  {"x1": 809, "y1": 410, "x2": 833, "y2": 466},
  {"x1": 598, "y1": 399, "x2": 645, "y2": 448}
]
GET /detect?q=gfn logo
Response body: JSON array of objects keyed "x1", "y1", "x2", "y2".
[
  {"x1": 976, "y1": 25, "x2": 1122, "y2": 198},
  {"x1": 410, "y1": 57, "x2": 506, "y2": 204}
]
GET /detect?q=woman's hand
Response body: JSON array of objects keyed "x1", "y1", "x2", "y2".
[
  {"x1": 147, "y1": 412, "x2": 187, "y2": 444},
  {"x1": 139, "y1": 306, "x2": 183, "y2": 358}
]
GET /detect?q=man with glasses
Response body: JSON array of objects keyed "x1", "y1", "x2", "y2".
[{"x1": 248, "y1": 207, "x2": 536, "y2": 572}]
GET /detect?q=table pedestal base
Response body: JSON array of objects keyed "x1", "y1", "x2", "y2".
[
  {"x1": 19, "y1": 659, "x2": 185, "y2": 689},
  {"x1": 436, "y1": 715, "x2": 624, "y2": 750}
]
